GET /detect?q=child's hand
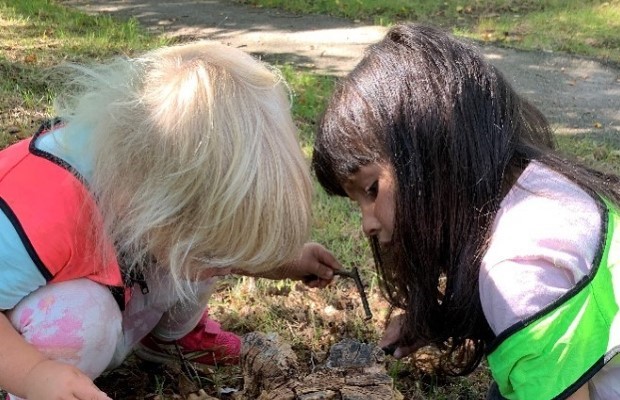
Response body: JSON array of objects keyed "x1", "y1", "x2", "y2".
[
  {"x1": 378, "y1": 313, "x2": 424, "y2": 358},
  {"x1": 248, "y1": 242, "x2": 341, "y2": 288},
  {"x1": 24, "y1": 359, "x2": 111, "y2": 400},
  {"x1": 293, "y1": 242, "x2": 341, "y2": 288}
]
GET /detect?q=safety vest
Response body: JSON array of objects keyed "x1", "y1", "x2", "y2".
[
  {"x1": 0, "y1": 122, "x2": 126, "y2": 307},
  {"x1": 487, "y1": 197, "x2": 620, "y2": 399}
]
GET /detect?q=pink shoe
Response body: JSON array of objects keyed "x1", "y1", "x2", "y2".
[{"x1": 135, "y1": 311, "x2": 241, "y2": 366}]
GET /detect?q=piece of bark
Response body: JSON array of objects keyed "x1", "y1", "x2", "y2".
[
  {"x1": 235, "y1": 333, "x2": 403, "y2": 400},
  {"x1": 238, "y1": 332, "x2": 300, "y2": 398}
]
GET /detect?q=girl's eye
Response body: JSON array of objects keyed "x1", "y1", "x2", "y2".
[{"x1": 365, "y1": 181, "x2": 378, "y2": 198}]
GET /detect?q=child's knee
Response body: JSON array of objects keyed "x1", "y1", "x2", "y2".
[{"x1": 8, "y1": 279, "x2": 122, "y2": 378}]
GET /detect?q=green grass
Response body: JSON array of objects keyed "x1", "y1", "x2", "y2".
[
  {"x1": 0, "y1": 0, "x2": 167, "y2": 140},
  {"x1": 278, "y1": 64, "x2": 336, "y2": 151},
  {"x1": 556, "y1": 134, "x2": 620, "y2": 176},
  {"x1": 1, "y1": 0, "x2": 164, "y2": 59},
  {"x1": 237, "y1": 0, "x2": 620, "y2": 65}
]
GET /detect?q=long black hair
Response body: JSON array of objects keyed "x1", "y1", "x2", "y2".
[{"x1": 312, "y1": 24, "x2": 620, "y2": 375}]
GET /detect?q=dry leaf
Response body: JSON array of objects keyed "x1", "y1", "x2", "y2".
[{"x1": 24, "y1": 54, "x2": 37, "y2": 64}]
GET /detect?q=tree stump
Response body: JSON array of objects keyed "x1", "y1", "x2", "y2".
[{"x1": 235, "y1": 332, "x2": 403, "y2": 400}]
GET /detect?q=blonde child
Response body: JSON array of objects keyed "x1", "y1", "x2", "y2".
[
  {"x1": 0, "y1": 41, "x2": 338, "y2": 400},
  {"x1": 312, "y1": 24, "x2": 620, "y2": 400}
]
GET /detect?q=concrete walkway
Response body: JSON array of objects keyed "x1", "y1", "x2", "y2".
[{"x1": 62, "y1": 0, "x2": 620, "y2": 139}]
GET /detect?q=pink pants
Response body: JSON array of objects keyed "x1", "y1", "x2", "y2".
[{"x1": 5, "y1": 273, "x2": 215, "y2": 400}]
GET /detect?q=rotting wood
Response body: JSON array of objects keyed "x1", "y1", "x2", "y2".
[{"x1": 234, "y1": 332, "x2": 403, "y2": 400}]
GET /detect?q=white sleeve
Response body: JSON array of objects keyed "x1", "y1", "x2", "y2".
[
  {"x1": 480, "y1": 258, "x2": 575, "y2": 334},
  {"x1": 479, "y1": 162, "x2": 602, "y2": 334}
]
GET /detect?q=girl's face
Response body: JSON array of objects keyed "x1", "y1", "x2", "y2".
[{"x1": 343, "y1": 162, "x2": 396, "y2": 245}]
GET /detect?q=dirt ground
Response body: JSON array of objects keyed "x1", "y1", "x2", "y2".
[{"x1": 62, "y1": 0, "x2": 620, "y2": 141}]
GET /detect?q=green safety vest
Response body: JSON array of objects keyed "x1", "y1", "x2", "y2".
[{"x1": 486, "y1": 198, "x2": 620, "y2": 400}]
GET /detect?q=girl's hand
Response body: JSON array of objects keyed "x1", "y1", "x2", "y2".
[
  {"x1": 378, "y1": 313, "x2": 424, "y2": 358},
  {"x1": 24, "y1": 359, "x2": 111, "y2": 400},
  {"x1": 290, "y1": 242, "x2": 341, "y2": 288},
  {"x1": 246, "y1": 242, "x2": 341, "y2": 288}
]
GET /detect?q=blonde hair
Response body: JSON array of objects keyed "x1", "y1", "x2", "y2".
[{"x1": 55, "y1": 41, "x2": 312, "y2": 296}]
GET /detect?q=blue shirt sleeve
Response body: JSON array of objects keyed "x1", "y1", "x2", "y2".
[{"x1": 0, "y1": 209, "x2": 47, "y2": 310}]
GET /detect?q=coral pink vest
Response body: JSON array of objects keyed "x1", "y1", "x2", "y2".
[{"x1": 0, "y1": 124, "x2": 126, "y2": 306}]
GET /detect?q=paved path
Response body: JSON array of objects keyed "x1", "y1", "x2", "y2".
[{"x1": 63, "y1": 0, "x2": 620, "y2": 139}]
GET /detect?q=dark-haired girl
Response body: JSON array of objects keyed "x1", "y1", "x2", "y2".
[{"x1": 312, "y1": 23, "x2": 620, "y2": 400}]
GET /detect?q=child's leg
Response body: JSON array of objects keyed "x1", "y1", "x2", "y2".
[
  {"x1": 129, "y1": 273, "x2": 241, "y2": 366},
  {"x1": 150, "y1": 278, "x2": 217, "y2": 341},
  {"x1": 110, "y1": 272, "x2": 217, "y2": 366},
  {"x1": 5, "y1": 278, "x2": 122, "y2": 400}
]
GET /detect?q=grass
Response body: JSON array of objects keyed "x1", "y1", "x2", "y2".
[
  {"x1": 278, "y1": 64, "x2": 336, "y2": 151},
  {"x1": 0, "y1": 0, "x2": 167, "y2": 143},
  {"x1": 556, "y1": 134, "x2": 620, "y2": 176},
  {"x1": 1, "y1": 0, "x2": 619, "y2": 399},
  {"x1": 237, "y1": 0, "x2": 620, "y2": 65}
]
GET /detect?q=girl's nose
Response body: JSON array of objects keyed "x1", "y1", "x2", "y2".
[{"x1": 361, "y1": 207, "x2": 381, "y2": 237}]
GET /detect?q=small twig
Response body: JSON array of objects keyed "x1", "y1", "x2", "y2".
[
  {"x1": 334, "y1": 267, "x2": 373, "y2": 320},
  {"x1": 309, "y1": 351, "x2": 319, "y2": 373},
  {"x1": 175, "y1": 342, "x2": 203, "y2": 390}
]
